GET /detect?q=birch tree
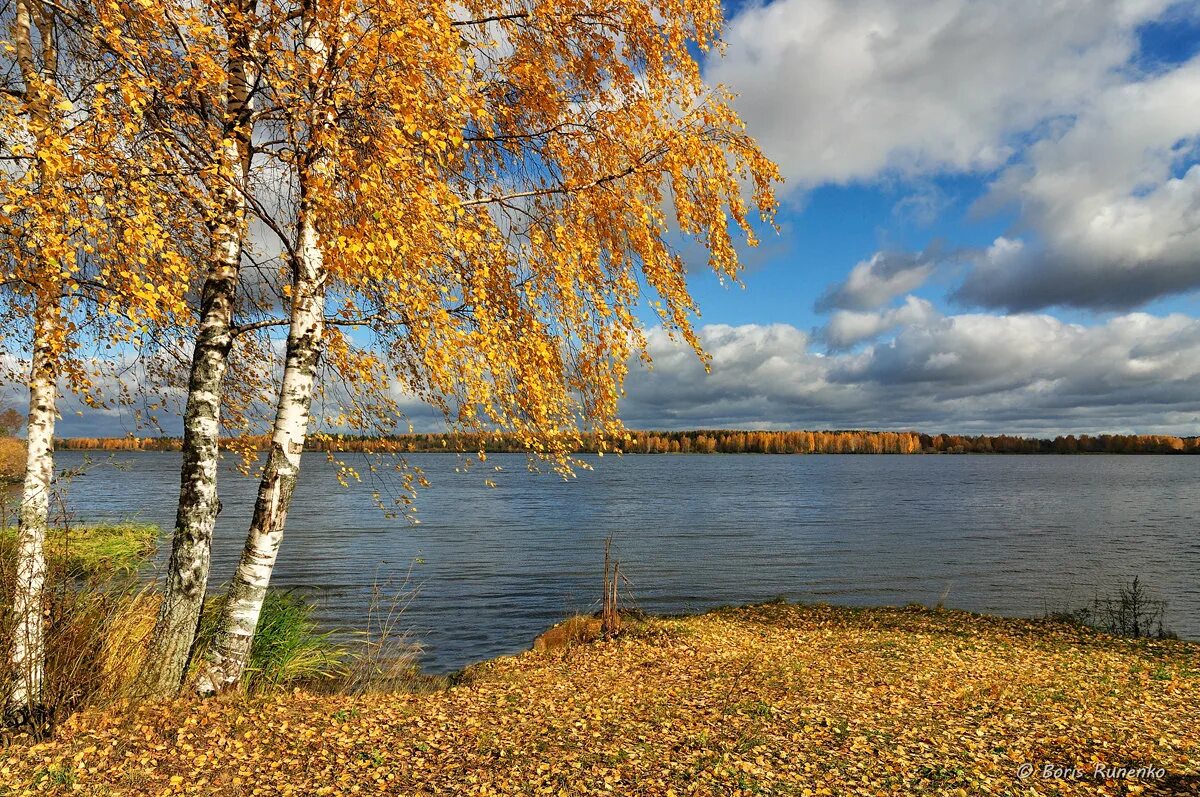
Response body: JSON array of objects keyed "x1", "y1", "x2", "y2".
[
  {"x1": 138, "y1": 0, "x2": 271, "y2": 696},
  {"x1": 196, "y1": 0, "x2": 476, "y2": 692},
  {"x1": 195, "y1": 0, "x2": 778, "y2": 692},
  {"x1": 1, "y1": 0, "x2": 195, "y2": 723},
  {"x1": 195, "y1": 0, "x2": 336, "y2": 694},
  {"x1": 1, "y1": 0, "x2": 65, "y2": 724}
]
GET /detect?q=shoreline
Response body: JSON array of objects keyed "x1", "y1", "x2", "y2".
[
  {"x1": 3, "y1": 601, "x2": 1196, "y2": 795},
  {"x1": 445, "y1": 598, "x2": 1197, "y2": 677},
  {"x1": 53, "y1": 428, "x2": 1200, "y2": 456}
]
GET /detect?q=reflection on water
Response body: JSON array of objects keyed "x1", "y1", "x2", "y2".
[{"x1": 49, "y1": 451, "x2": 1200, "y2": 672}]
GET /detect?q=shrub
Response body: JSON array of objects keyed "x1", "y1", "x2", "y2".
[
  {"x1": 0, "y1": 436, "x2": 24, "y2": 484},
  {"x1": 1050, "y1": 576, "x2": 1176, "y2": 639}
]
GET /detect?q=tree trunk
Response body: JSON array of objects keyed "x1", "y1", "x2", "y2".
[
  {"x1": 141, "y1": 19, "x2": 256, "y2": 692},
  {"x1": 195, "y1": 5, "x2": 330, "y2": 694},
  {"x1": 6, "y1": 310, "x2": 58, "y2": 727},
  {"x1": 196, "y1": 210, "x2": 326, "y2": 695},
  {"x1": 139, "y1": 209, "x2": 243, "y2": 697},
  {"x1": 5, "y1": 0, "x2": 59, "y2": 729}
]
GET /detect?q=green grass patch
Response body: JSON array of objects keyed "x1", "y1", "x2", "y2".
[
  {"x1": 194, "y1": 589, "x2": 346, "y2": 692},
  {"x1": 0, "y1": 521, "x2": 159, "y2": 577}
]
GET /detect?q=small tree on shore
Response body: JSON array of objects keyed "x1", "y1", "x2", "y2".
[{"x1": 0, "y1": 0, "x2": 196, "y2": 724}]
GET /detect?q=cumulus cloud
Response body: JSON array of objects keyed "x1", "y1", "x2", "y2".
[
  {"x1": 726, "y1": 0, "x2": 1200, "y2": 312},
  {"x1": 707, "y1": 0, "x2": 1170, "y2": 186},
  {"x1": 821, "y1": 296, "x2": 939, "y2": 349},
  {"x1": 956, "y1": 56, "x2": 1200, "y2": 310},
  {"x1": 620, "y1": 316, "x2": 1200, "y2": 434},
  {"x1": 816, "y1": 248, "x2": 941, "y2": 311}
]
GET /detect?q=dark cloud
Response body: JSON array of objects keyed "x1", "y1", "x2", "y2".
[
  {"x1": 953, "y1": 247, "x2": 1200, "y2": 311},
  {"x1": 16, "y1": 314, "x2": 1200, "y2": 439},
  {"x1": 619, "y1": 317, "x2": 1200, "y2": 434}
]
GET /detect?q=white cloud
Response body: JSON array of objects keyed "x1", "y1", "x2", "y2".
[
  {"x1": 709, "y1": 0, "x2": 1200, "y2": 310},
  {"x1": 822, "y1": 295, "x2": 939, "y2": 349},
  {"x1": 958, "y1": 56, "x2": 1200, "y2": 309},
  {"x1": 708, "y1": 0, "x2": 1171, "y2": 186},
  {"x1": 817, "y1": 249, "x2": 941, "y2": 311},
  {"x1": 620, "y1": 314, "x2": 1200, "y2": 433}
]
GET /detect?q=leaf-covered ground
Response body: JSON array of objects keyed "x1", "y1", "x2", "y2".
[{"x1": 2, "y1": 603, "x2": 1197, "y2": 795}]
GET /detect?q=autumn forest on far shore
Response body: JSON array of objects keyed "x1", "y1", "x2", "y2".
[{"x1": 54, "y1": 428, "x2": 1200, "y2": 455}]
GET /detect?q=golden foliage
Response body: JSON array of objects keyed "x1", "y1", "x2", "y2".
[
  {"x1": 0, "y1": 2, "x2": 198, "y2": 401},
  {"x1": 5, "y1": 0, "x2": 781, "y2": 464},
  {"x1": 265, "y1": 0, "x2": 780, "y2": 467},
  {"x1": 1, "y1": 603, "x2": 1196, "y2": 794},
  {"x1": 0, "y1": 436, "x2": 25, "y2": 482}
]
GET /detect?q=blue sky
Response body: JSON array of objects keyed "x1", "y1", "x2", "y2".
[
  {"x1": 683, "y1": 4, "x2": 1200, "y2": 330},
  {"x1": 614, "y1": 0, "x2": 1200, "y2": 435},
  {"x1": 32, "y1": 0, "x2": 1200, "y2": 438}
]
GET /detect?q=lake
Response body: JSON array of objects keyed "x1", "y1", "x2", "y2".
[{"x1": 33, "y1": 451, "x2": 1200, "y2": 671}]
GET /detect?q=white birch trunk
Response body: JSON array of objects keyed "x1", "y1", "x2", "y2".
[
  {"x1": 5, "y1": 0, "x2": 59, "y2": 728},
  {"x1": 140, "y1": 194, "x2": 244, "y2": 697},
  {"x1": 196, "y1": 210, "x2": 326, "y2": 694},
  {"x1": 195, "y1": 5, "x2": 332, "y2": 694},
  {"x1": 141, "y1": 13, "x2": 256, "y2": 695},
  {"x1": 6, "y1": 312, "x2": 58, "y2": 726}
]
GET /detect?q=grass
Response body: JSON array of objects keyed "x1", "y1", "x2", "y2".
[
  {"x1": 0, "y1": 523, "x2": 161, "y2": 724},
  {"x1": 0, "y1": 521, "x2": 160, "y2": 578},
  {"x1": 1, "y1": 602, "x2": 1196, "y2": 795},
  {"x1": 193, "y1": 589, "x2": 347, "y2": 693},
  {"x1": 0, "y1": 522, "x2": 349, "y2": 732},
  {"x1": 51, "y1": 522, "x2": 160, "y2": 576}
]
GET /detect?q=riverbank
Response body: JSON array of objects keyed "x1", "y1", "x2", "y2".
[
  {"x1": 55, "y1": 428, "x2": 1200, "y2": 455},
  {"x1": 2, "y1": 602, "x2": 1197, "y2": 795}
]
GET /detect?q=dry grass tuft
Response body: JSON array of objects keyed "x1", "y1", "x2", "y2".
[
  {"x1": 532, "y1": 614, "x2": 603, "y2": 652},
  {"x1": 96, "y1": 589, "x2": 160, "y2": 699}
]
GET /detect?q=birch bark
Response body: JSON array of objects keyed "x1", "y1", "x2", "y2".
[
  {"x1": 195, "y1": 3, "x2": 330, "y2": 694},
  {"x1": 5, "y1": 0, "x2": 59, "y2": 727},
  {"x1": 196, "y1": 205, "x2": 326, "y2": 694},
  {"x1": 7, "y1": 313, "x2": 57, "y2": 725},
  {"x1": 140, "y1": 3, "x2": 257, "y2": 696}
]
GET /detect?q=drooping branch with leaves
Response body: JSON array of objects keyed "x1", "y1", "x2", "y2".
[
  {"x1": 4, "y1": 0, "x2": 778, "y2": 704},
  {"x1": 189, "y1": 0, "x2": 778, "y2": 694},
  {"x1": 0, "y1": 0, "x2": 197, "y2": 724}
]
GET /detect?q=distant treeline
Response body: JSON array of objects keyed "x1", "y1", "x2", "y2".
[{"x1": 57, "y1": 430, "x2": 1200, "y2": 455}]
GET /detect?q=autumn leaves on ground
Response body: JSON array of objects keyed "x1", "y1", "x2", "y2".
[{"x1": 1, "y1": 603, "x2": 1196, "y2": 796}]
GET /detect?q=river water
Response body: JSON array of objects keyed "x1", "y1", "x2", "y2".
[{"x1": 42, "y1": 451, "x2": 1200, "y2": 671}]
